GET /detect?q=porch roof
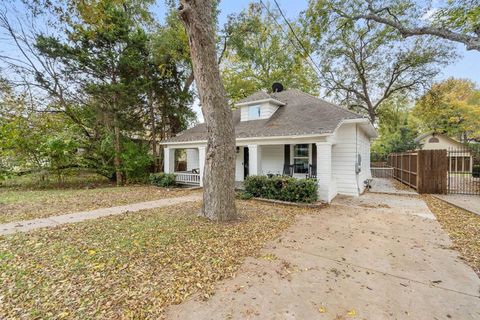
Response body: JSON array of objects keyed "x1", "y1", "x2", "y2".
[{"x1": 163, "y1": 89, "x2": 369, "y2": 143}]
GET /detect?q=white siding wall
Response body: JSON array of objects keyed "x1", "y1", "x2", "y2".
[
  {"x1": 261, "y1": 145, "x2": 284, "y2": 175},
  {"x1": 240, "y1": 106, "x2": 249, "y2": 122},
  {"x1": 357, "y1": 127, "x2": 371, "y2": 194},
  {"x1": 332, "y1": 123, "x2": 372, "y2": 197},
  {"x1": 235, "y1": 147, "x2": 244, "y2": 181},
  {"x1": 240, "y1": 103, "x2": 279, "y2": 121},
  {"x1": 186, "y1": 149, "x2": 199, "y2": 171},
  {"x1": 260, "y1": 103, "x2": 279, "y2": 119},
  {"x1": 332, "y1": 123, "x2": 359, "y2": 196}
]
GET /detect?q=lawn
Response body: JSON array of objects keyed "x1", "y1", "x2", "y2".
[
  {"x1": 0, "y1": 200, "x2": 312, "y2": 319},
  {"x1": 0, "y1": 186, "x2": 196, "y2": 224},
  {"x1": 1, "y1": 168, "x2": 111, "y2": 190},
  {"x1": 423, "y1": 195, "x2": 480, "y2": 276}
]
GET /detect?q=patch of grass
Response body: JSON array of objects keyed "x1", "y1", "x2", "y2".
[
  {"x1": 423, "y1": 195, "x2": 480, "y2": 276},
  {"x1": 0, "y1": 186, "x2": 196, "y2": 224},
  {"x1": 1, "y1": 168, "x2": 111, "y2": 190},
  {"x1": 0, "y1": 200, "x2": 312, "y2": 318}
]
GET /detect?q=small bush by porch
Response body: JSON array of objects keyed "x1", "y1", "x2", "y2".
[{"x1": 243, "y1": 175, "x2": 318, "y2": 203}]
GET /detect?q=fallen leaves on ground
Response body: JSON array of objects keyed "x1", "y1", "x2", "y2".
[
  {"x1": 0, "y1": 186, "x2": 196, "y2": 224},
  {"x1": 0, "y1": 200, "x2": 313, "y2": 319},
  {"x1": 391, "y1": 179, "x2": 415, "y2": 192},
  {"x1": 423, "y1": 195, "x2": 480, "y2": 276}
]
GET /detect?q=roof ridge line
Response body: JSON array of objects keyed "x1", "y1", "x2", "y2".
[{"x1": 290, "y1": 89, "x2": 365, "y2": 118}]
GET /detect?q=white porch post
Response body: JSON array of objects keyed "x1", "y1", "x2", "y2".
[
  {"x1": 198, "y1": 146, "x2": 206, "y2": 187},
  {"x1": 164, "y1": 147, "x2": 175, "y2": 174},
  {"x1": 316, "y1": 142, "x2": 333, "y2": 203},
  {"x1": 248, "y1": 144, "x2": 262, "y2": 175}
]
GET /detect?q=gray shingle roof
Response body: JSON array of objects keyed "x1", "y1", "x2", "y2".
[
  {"x1": 237, "y1": 91, "x2": 272, "y2": 104},
  {"x1": 164, "y1": 89, "x2": 364, "y2": 143}
]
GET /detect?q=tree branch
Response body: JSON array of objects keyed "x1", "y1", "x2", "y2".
[{"x1": 350, "y1": 4, "x2": 480, "y2": 51}]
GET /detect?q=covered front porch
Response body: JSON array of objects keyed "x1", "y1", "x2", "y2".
[
  {"x1": 163, "y1": 146, "x2": 204, "y2": 186},
  {"x1": 163, "y1": 140, "x2": 336, "y2": 202}
]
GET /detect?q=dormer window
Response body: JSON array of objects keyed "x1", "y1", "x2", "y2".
[
  {"x1": 248, "y1": 105, "x2": 261, "y2": 119},
  {"x1": 235, "y1": 91, "x2": 285, "y2": 122}
]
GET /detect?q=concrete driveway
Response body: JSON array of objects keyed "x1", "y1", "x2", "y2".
[{"x1": 166, "y1": 193, "x2": 480, "y2": 320}]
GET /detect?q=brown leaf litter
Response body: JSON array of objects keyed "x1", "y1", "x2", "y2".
[
  {"x1": 0, "y1": 199, "x2": 315, "y2": 319},
  {"x1": 423, "y1": 195, "x2": 480, "y2": 277}
]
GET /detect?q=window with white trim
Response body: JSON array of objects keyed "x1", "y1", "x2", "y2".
[
  {"x1": 248, "y1": 105, "x2": 261, "y2": 119},
  {"x1": 293, "y1": 144, "x2": 309, "y2": 174}
]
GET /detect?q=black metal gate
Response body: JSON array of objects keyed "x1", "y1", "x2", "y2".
[{"x1": 447, "y1": 144, "x2": 480, "y2": 195}]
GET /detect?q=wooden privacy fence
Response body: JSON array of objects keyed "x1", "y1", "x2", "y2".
[
  {"x1": 371, "y1": 167, "x2": 394, "y2": 178},
  {"x1": 388, "y1": 150, "x2": 448, "y2": 194}
]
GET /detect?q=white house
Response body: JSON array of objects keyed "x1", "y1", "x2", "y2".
[
  {"x1": 415, "y1": 132, "x2": 473, "y2": 173},
  {"x1": 161, "y1": 86, "x2": 377, "y2": 202}
]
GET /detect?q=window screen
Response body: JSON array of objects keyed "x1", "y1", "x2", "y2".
[
  {"x1": 248, "y1": 105, "x2": 261, "y2": 119},
  {"x1": 293, "y1": 144, "x2": 309, "y2": 174}
]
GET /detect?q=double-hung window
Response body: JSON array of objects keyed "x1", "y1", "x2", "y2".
[
  {"x1": 293, "y1": 144, "x2": 309, "y2": 174},
  {"x1": 248, "y1": 105, "x2": 261, "y2": 120}
]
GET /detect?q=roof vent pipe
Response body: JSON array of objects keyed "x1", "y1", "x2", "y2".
[{"x1": 272, "y1": 82, "x2": 284, "y2": 93}]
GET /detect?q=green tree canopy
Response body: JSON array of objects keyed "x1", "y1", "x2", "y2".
[
  {"x1": 411, "y1": 78, "x2": 480, "y2": 141},
  {"x1": 0, "y1": 0, "x2": 196, "y2": 182},
  {"x1": 305, "y1": 0, "x2": 455, "y2": 124},
  {"x1": 371, "y1": 95, "x2": 420, "y2": 159},
  {"x1": 221, "y1": 2, "x2": 319, "y2": 103}
]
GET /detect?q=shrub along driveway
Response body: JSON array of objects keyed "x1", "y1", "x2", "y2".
[{"x1": 167, "y1": 193, "x2": 480, "y2": 320}]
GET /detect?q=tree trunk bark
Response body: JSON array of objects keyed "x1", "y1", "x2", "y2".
[
  {"x1": 113, "y1": 112, "x2": 123, "y2": 186},
  {"x1": 178, "y1": 0, "x2": 237, "y2": 221},
  {"x1": 148, "y1": 89, "x2": 159, "y2": 172}
]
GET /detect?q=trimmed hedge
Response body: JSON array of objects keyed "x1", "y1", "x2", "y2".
[
  {"x1": 149, "y1": 173, "x2": 176, "y2": 187},
  {"x1": 243, "y1": 175, "x2": 318, "y2": 203}
]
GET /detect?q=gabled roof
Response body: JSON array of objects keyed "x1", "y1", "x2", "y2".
[
  {"x1": 163, "y1": 89, "x2": 371, "y2": 143},
  {"x1": 237, "y1": 91, "x2": 271, "y2": 104},
  {"x1": 415, "y1": 131, "x2": 462, "y2": 144}
]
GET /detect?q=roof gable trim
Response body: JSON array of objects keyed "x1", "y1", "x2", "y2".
[{"x1": 234, "y1": 98, "x2": 286, "y2": 107}]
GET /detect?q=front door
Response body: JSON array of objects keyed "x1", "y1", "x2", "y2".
[{"x1": 243, "y1": 147, "x2": 249, "y2": 178}]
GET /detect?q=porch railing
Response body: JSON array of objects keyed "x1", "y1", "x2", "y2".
[{"x1": 175, "y1": 172, "x2": 200, "y2": 185}]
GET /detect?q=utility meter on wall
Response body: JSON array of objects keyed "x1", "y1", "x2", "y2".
[{"x1": 355, "y1": 154, "x2": 362, "y2": 174}]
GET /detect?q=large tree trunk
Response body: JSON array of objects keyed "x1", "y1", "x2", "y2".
[
  {"x1": 113, "y1": 112, "x2": 123, "y2": 186},
  {"x1": 148, "y1": 89, "x2": 159, "y2": 172},
  {"x1": 178, "y1": 0, "x2": 237, "y2": 221}
]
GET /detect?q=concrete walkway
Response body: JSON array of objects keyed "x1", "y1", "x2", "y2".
[
  {"x1": 0, "y1": 194, "x2": 202, "y2": 236},
  {"x1": 433, "y1": 194, "x2": 480, "y2": 216},
  {"x1": 369, "y1": 177, "x2": 418, "y2": 196},
  {"x1": 167, "y1": 193, "x2": 480, "y2": 320}
]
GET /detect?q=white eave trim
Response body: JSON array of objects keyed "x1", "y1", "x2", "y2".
[
  {"x1": 336, "y1": 118, "x2": 378, "y2": 138},
  {"x1": 234, "y1": 98, "x2": 286, "y2": 107},
  {"x1": 160, "y1": 132, "x2": 332, "y2": 146}
]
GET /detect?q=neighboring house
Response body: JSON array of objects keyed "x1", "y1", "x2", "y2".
[
  {"x1": 415, "y1": 132, "x2": 473, "y2": 173},
  {"x1": 161, "y1": 86, "x2": 377, "y2": 202}
]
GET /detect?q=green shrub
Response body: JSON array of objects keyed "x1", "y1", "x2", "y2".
[
  {"x1": 244, "y1": 175, "x2": 318, "y2": 203},
  {"x1": 121, "y1": 140, "x2": 153, "y2": 183},
  {"x1": 149, "y1": 173, "x2": 176, "y2": 187},
  {"x1": 473, "y1": 165, "x2": 480, "y2": 177}
]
